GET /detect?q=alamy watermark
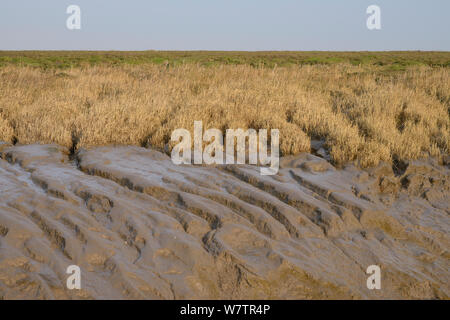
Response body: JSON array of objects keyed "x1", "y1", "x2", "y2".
[
  {"x1": 171, "y1": 121, "x2": 279, "y2": 175},
  {"x1": 66, "y1": 5, "x2": 81, "y2": 30},
  {"x1": 66, "y1": 265, "x2": 81, "y2": 290},
  {"x1": 366, "y1": 265, "x2": 381, "y2": 290},
  {"x1": 366, "y1": 5, "x2": 381, "y2": 30}
]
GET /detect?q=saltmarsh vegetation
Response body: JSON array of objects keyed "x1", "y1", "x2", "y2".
[{"x1": 0, "y1": 51, "x2": 448, "y2": 167}]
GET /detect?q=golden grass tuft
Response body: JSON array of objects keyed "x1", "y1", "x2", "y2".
[{"x1": 0, "y1": 63, "x2": 448, "y2": 167}]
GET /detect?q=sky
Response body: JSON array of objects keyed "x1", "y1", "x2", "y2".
[{"x1": 1, "y1": 0, "x2": 449, "y2": 51}]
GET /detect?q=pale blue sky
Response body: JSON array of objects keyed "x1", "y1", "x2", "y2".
[{"x1": 1, "y1": 0, "x2": 449, "y2": 51}]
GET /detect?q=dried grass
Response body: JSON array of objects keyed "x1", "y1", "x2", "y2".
[{"x1": 0, "y1": 63, "x2": 448, "y2": 167}]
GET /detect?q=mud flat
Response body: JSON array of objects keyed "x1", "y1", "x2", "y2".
[{"x1": 0, "y1": 143, "x2": 448, "y2": 299}]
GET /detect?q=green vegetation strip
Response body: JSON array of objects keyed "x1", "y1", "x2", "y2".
[{"x1": 0, "y1": 51, "x2": 449, "y2": 70}]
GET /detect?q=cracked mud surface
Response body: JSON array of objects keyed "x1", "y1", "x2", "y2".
[{"x1": 0, "y1": 143, "x2": 448, "y2": 299}]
